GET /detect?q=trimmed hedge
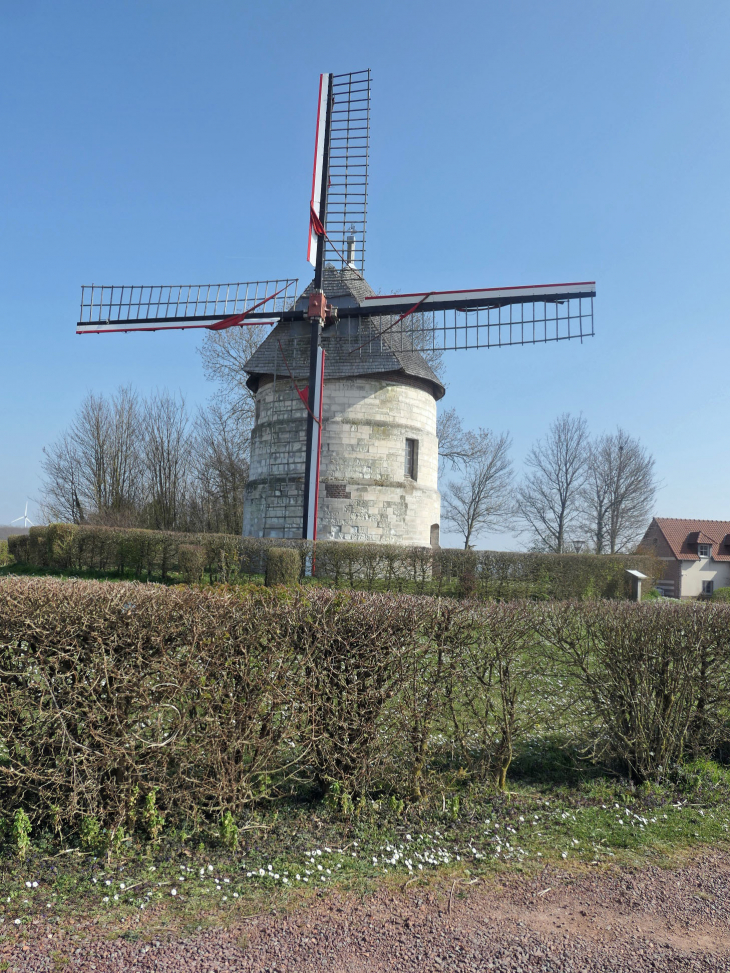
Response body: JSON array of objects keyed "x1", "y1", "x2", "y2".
[
  {"x1": 5, "y1": 523, "x2": 662, "y2": 601},
  {"x1": 1, "y1": 577, "x2": 728, "y2": 838},
  {"x1": 266, "y1": 548, "x2": 300, "y2": 586},
  {"x1": 178, "y1": 544, "x2": 205, "y2": 584}
]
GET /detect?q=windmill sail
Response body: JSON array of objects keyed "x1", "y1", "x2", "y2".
[
  {"x1": 76, "y1": 279, "x2": 298, "y2": 334},
  {"x1": 326, "y1": 70, "x2": 371, "y2": 274},
  {"x1": 307, "y1": 73, "x2": 330, "y2": 267},
  {"x1": 354, "y1": 281, "x2": 596, "y2": 352},
  {"x1": 307, "y1": 71, "x2": 371, "y2": 273}
]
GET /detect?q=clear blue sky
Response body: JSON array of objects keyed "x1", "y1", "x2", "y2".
[{"x1": 1, "y1": 0, "x2": 729, "y2": 547}]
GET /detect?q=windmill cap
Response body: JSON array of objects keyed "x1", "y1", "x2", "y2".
[{"x1": 244, "y1": 266, "x2": 445, "y2": 399}]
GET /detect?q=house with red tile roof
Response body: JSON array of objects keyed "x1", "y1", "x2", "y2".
[{"x1": 638, "y1": 518, "x2": 730, "y2": 598}]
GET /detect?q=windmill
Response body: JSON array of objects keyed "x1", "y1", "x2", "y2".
[
  {"x1": 77, "y1": 70, "x2": 595, "y2": 544},
  {"x1": 11, "y1": 502, "x2": 34, "y2": 528}
]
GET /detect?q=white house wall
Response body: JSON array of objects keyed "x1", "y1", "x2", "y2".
[{"x1": 680, "y1": 559, "x2": 730, "y2": 597}]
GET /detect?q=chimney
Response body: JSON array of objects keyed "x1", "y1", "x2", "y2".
[{"x1": 346, "y1": 225, "x2": 356, "y2": 268}]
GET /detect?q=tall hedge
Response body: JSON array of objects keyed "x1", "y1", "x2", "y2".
[
  {"x1": 1, "y1": 578, "x2": 728, "y2": 839},
  {"x1": 6, "y1": 523, "x2": 661, "y2": 601}
]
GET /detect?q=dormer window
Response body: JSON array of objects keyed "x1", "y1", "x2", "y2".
[{"x1": 698, "y1": 543, "x2": 712, "y2": 559}]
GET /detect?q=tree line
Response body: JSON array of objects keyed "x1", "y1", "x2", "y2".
[
  {"x1": 39, "y1": 325, "x2": 266, "y2": 533},
  {"x1": 438, "y1": 410, "x2": 657, "y2": 553},
  {"x1": 40, "y1": 387, "x2": 248, "y2": 534}
]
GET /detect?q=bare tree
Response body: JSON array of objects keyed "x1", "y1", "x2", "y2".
[
  {"x1": 40, "y1": 431, "x2": 84, "y2": 524},
  {"x1": 189, "y1": 401, "x2": 250, "y2": 535},
  {"x1": 198, "y1": 324, "x2": 269, "y2": 427},
  {"x1": 582, "y1": 429, "x2": 657, "y2": 553},
  {"x1": 40, "y1": 385, "x2": 255, "y2": 534},
  {"x1": 142, "y1": 391, "x2": 192, "y2": 531},
  {"x1": 515, "y1": 413, "x2": 590, "y2": 553},
  {"x1": 441, "y1": 430, "x2": 514, "y2": 549},
  {"x1": 437, "y1": 407, "x2": 470, "y2": 473},
  {"x1": 40, "y1": 386, "x2": 143, "y2": 525}
]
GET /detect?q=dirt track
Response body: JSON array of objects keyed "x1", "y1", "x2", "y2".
[{"x1": 6, "y1": 851, "x2": 730, "y2": 971}]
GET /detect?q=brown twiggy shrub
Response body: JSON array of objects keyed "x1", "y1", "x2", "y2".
[
  {"x1": 534, "y1": 601, "x2": 730, "y2": 781},
  {"x1": 3, "y1": 576, "x2": 729, "y2": 839},
  {"x1": 0, "y1": 578, "x2": 309, "y2": 829},
  {"x1": 393, "y1": 600, "x2": 474, "y2": 800},
  {"x1": 444, "y1": 602, "x2": 543, "y2": 790},
  {"x1": 294, "y1": 591, "x2": 429, "y2": 795}
]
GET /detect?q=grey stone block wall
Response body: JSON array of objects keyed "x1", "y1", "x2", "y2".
[{"x1": 243, "y1": 376, "x2": 440, "y2": 546}]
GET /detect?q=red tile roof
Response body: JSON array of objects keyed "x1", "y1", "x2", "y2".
[{"x1": 653, "y1": 518, "x2": 730, "y2": 561}]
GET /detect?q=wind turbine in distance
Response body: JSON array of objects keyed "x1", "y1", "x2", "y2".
[{"x1": 11, "y1": 502, "x2": 34, "y2": 528}]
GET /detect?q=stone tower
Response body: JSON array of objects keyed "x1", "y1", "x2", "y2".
[{"x1": 242, "y1": 266, "x2": 444, "y2": 546}]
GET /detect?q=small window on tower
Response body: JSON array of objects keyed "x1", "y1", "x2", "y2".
[{"x1": 405, "y1": 438, "x2": 419, "y2": 481}]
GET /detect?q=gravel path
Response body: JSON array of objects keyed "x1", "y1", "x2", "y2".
[{"x1": 6, "y1": 850, "x2": 730, "y2": 971}]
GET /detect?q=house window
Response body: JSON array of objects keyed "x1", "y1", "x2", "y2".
[
  {"x1": 405, "y1": 438, "x2": 419, "y2": 480},
  {"x1": 698, "y1": 543, "x2": 712, "y2": 559},
  {"x1": 702, "y1": 580, "x2": 714, "y2": 595}
]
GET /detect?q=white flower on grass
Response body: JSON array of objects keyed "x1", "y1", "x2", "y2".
[
  {"x1": 171, "y1": 889, "x2": 177, "y2": 897},
  {"x1": 103, "y1": 897, "x2": 109, "y2": 903},
  {"x1": 208, "y1": 864, "x2": 214, "y2": 872},
  {"x1": 119, "y1": 883, "x2": 125, "y2": 890}
]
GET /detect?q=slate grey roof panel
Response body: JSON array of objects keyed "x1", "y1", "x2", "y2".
[{"x1": 244, "y1": 266, "x2": 445, "y2": 399}]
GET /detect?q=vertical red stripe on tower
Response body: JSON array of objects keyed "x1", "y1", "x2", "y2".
[{"x1": 307, "y1": 74, "x2": 328, "y2": 267}]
